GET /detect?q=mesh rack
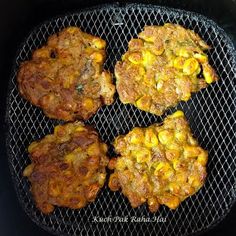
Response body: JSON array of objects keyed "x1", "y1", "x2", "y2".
[{"x1": 5, "y1": 3, "x2": 236, "y2": 236}]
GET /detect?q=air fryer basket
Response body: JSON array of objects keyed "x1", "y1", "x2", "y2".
[{"x1": 6, "y1": 3, "x2": 236, "y2": 236}]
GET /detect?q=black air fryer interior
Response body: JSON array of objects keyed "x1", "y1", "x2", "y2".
[{"x1": 5, "y1": 3, "x2": 236, "y2": 236}]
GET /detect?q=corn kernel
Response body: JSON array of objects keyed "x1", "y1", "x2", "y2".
[
  {"x1": 136, "y1": 96, "x2": 152, "y2": 111},
  {"x1": 156, "y1": 80, "x2": 164, "y2": 91},
  {"x1": 175, "y1": 131, "x2": 187, "y2": 142},
  {"x1": 28, "y1": 141, "x2": 38, "y2": 152},
  {"x1": 67, "y1": 27, "x2": 77, "y2": 34},
  {"x1": 82, "y1": 98, "x2": 94, "y2": 110},
  {"x1": 87, "y1": 143, "x2": 100, "y2": 156},
  {"x1": 129, "y1": 128, "x2": 144, "y2": 144},
  {"x1": 188, "y1": 135, "x2": 198, "y2": 146},
  {"x1": 194, "y1": 53, "x2": 208, "y2": 63},
  {"x1": 170, "y1": 110, "x2": 184, "y2": 118},
  {"x1": 142, "y1": 49, "x2": 156, "y2": 67},
  {"x1": 173, "y1": 57, "x2": 185, "y2": 69},
  {"x1": 166, "y1": 149, "x2": 180, "y2": 161},
  {"x1": 169, "y1": 183, "x2": 180, "y2": 193},
  {"x1": 188, "y1": 176, "x2": 201, "y2": 188},
  {"x1": 177, "y1": 48, "x2": 190, "y2": 57},
  {"x1": 23, "y1": 164, "x2": 34, "y2": 177},
  {"x1": 183, "y1": 58, "x2": 200, "y2": 75},
  {"x1": 144, "y1": 129, "x2": 159, "y2": 148},
  {"x1": 164, "y1": 196, "x2": 180, "y2": 209},
  {"x1": 49, "y1": 181, "x2": 60, "y2": 197},
  {"x1": 54, "y1": 125, "x2": 63, "y2": 136},
  {"x1": 184, "y1": 146, "x2": 201, "y2": 158},
  {"x1": 181, "y1": 92, "x2": 191, "y2": 102},
  {"x1": 128, "y1": 52, "x2": 142, "y2": 64},
  {"x1": 133, "y1": 148, "x2": 151, "y2": 163},
  {"x1": 158, "y1": 130, "x2": 174, "y2": 145},
  {"x1": 154, "y1": 162, "x2": 165, "y2": 174},
  {"x1": 172, "y1": 158, "x2": 180, "y2": 170},
  {"x1": 116, "y1": 159, "x2": 126, "y2": 170},
  {"x1": 64, "y1": 153, "x2": 76, "y2": 162},
  {"x1": 197, "y1": 151, "x2": 208, "y2": 166},
  {"x1": 91, "y1": 52, "x2": 104, "y2": 63},
  {"x1": 63, "y1": 75, "x2": 75, "y2": 88},
  {"x1": 163, "y1": 168, "x2": 174, "y2": 179},
  {"x1": 202, "y1": 63, "x2": 217, "y2": 84},
  {"x1": 75, "y1": 126, "x2": 86, "y2": 132},
  {"x1": 92, "y1": 38, "x2": 106, "y2": 49}
]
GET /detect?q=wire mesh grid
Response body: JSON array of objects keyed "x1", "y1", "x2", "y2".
[{"x1": 5, "y1": 3, "x2": 236, "y2": 236}]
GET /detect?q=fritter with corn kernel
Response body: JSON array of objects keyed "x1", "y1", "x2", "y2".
[
  {"x1": 115, "y1": 23, "x2": 218, "y2": 115},
  {"x1": 18, "y1": 27, "x2": 115, "y2": 121},
  {"x1": 108, "y1": 110, "x2": 207, "y2": 212},
  {"x1": 23, "y1": 122, "x2": 109, "y2": 214}
]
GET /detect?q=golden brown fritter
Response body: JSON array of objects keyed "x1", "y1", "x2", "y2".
[
  {"x1": 18, "y1": 27, "x2": 115, "y2": 121},
  {"x1": 108, "y1": 111, "x2": 207, "y2": 212},
  {"x1": 23, "y1": 122, "x2": 109, "y2": 214},
  {"x1": 115, "y1": 23, "x2": 218, "y2": 115}
]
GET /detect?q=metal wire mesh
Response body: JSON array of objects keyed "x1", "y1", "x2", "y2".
[{"x1": 6, "y1": 3, "x2": 236, "y2": 236}]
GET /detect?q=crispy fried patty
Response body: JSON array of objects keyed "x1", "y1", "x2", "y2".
[
  {"x1": 18, "y1": 27, "x2": 115, "y2": 121},
  {"x1": 23, "y1": 122, "x2": 109, "y2": 214},
  {"x1": 108, "y1": 111, "x2": 207, "y2": 212},
  {"x1": 115, "y1": 23, "x2": 218, "y2": 115}
]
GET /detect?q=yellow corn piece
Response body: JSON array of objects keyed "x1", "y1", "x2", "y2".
[
  {"x1": 23, "y1": 164, "x2": 34, "y2": 177},
  {"x1": 173, "y1": 57, "x2": 185, "y2": 69},
  {"x1": 183, "y1": 58, "x2": 200, "y2": 75},
  {"x1": 158, "y1": 130, "x2": 174, "y2": 145},
  {"x1": 164, "y1": 196, "x2": 180, "y2": 209},
  {"x1": 177, "y1": 48, "x2": 190, "y2": 57},
  {"x1": 75, "y1": 126, "x2": 86, "y2": 132},
  {"x1": 49, "y1": 180, "x2": 60, "y2": 197},
  {"x1": 169, "y1": 183, "x2": 180, "y2": 193},
  {"x1": 91, "y1": 52, "x2": 104, "y2": 63},
  {"x1": 144, "y1": 129, "x2": 159, "y2": 148},
  {"x1": 132, "y1": 147, "x2": 151, "y2": 163},
  {"x1": 142, "y1": 49, "x2": 156, "y2": 67},
  {"x1": 202, "y1": 63, "x2": 217, "y2": 84},
  {"x1": 129, "y1": 128, "x2": 144, "y2": 144},
  {"x1": 87, "y1": 143, "x2": 101, "y2": 156},
  {"x1": 188, "y1": 135, "x2": 198, "y2": 146},
  {"x1": 156, "y1": 80, "x2": 164, "y2": 91},
  {"x1": 172, "y1": 158, "x2": 180, "y2": 170},
  {"x1": 82, "y1": 98, "x2": 94, "y2": 110},
  {"x1": 116, "y1": 159, "x2": 126, "y2": 170},
  {"x1": 136, "y1": 95, "x2": 152, "y2": 111},
  {"x1": 28, "y1": 141, "x2": 38, "y2": 153},
  {"x1": 64, "y1": 153, "x2": 76, "y2": 163},
  {"x1": 188, "y1": 176, "x2": 201, "y2": 188},
  {"x1": 54, "y1": 125, "x2": 63, "y2": 136},
  {"x1": 181, "y1": 92, "x2": 191, "y2": 102},
  {"x1": 154, "y1": 162, "x2": 165, "y2": 174},
  {"x1": 175, "y1": 130, "x2": 187, "y2": 142},
  {"x1": 163, "y1": 168, "x2": 174, "y2": 179},
  {"x1": 166, "y1": 149, "x2": 180, "y2": 161},
  {"x1": 197, "y1": 151, "x2": 208, "y2": 166},
  {"x1": 101, "y1": 143, "x2": 108, "y2": 153},
  {"x1": 170, "y1": 110, "x2": 184, "y2": 118},
  {"x1": 128, "y1": 52, "x2": 143, "y2": 64},
  {"x1": 63, "y1": 75, "x2": 75, "y2": 88},
  {"x1": 128, "y1": 39, "x2": 144, "y2": 50},
  {"x1": 92, "y1": 38, "x2": 106, "y2": 49},
  {"x1": 184, "y1": 146, "x2": 201, "y2": 158},
  {"x1": 67, "y1": 27, "x2": 77, "y2": 34},
  {"x1": 194, "y1": 53, "x2": 208, "y2": 63}
]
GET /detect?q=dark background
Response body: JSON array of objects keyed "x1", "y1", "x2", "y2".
[{"x1": 0, "y1": 0, "x2": 235, "y2": 235}]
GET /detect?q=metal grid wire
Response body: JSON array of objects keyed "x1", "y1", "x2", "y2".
[{"x1": 6, "y1": 3, "x2": 236, "y2": 236}]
